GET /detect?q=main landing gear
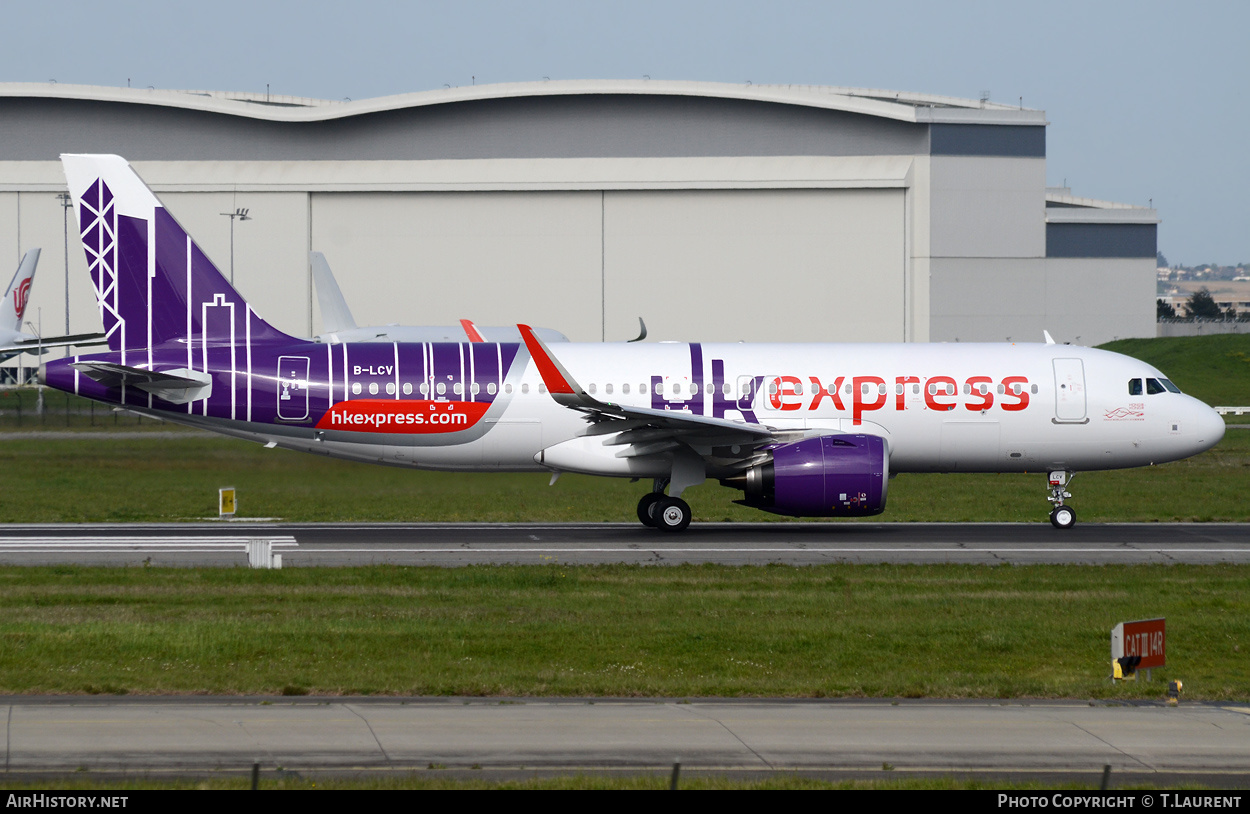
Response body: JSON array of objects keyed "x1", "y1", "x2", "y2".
[
  {"x1": 637, "y1": 478, "x2": 692, "y2": 532},
  {"x1": 637, "y1": 451, "x2": 704, "y2": 533},
  {"x1": 1047, "y1": 470, "x2": 1076, "y2": 529}
]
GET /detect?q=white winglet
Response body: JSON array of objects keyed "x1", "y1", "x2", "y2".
[{"x1": 1043, "y1": 330, "x2": 1055, "y2": 345}]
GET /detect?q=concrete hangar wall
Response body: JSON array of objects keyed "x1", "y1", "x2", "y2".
[{"x1": 0, "y1": 80, "x2": 1157, "y2": 347}]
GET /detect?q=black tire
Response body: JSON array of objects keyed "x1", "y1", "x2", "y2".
[
  {"x1": 637, "y1": 493, "x2": 662, "y2": 528},
  {"x1": 1050, "y1": 505, "x2": 1076, "y2": 529},
  {"x1": 655, "y1": 496, "x2": 692, "y2": 532}
]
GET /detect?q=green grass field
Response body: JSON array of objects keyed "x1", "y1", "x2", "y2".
[
  {"x1": 2, "y1": 333, "x2": 1249, "y2": 524},
  {"x1": 2, "y1": 430, "x2": 1248, "y2": 523},
  {"x1": 0, "y1": 564, "x2": 1244, "y2": 699}
]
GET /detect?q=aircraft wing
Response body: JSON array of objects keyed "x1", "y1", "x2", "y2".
[{"x1": 517, "y1": 324, "x2": 776, "y2": 462}]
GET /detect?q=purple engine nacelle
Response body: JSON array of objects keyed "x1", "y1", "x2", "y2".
[{"x1": 731, "y1": 434, "x2": 889, "y2": 517}]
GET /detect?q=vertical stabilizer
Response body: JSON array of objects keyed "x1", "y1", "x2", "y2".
[
  {"x1": 309, "y1": 251, "x2": 357, "y2": 334},
  {"x1": 1, "y1": 249, "x2": 40, "y2": 332},
  {"x1": 60, "y1": 154, "x2": 293, "y2": 354}
]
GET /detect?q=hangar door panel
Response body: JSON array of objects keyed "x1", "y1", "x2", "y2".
[
  {"x1": 310, "y1": 192, "x2": 604, "y2": 341},
  {"x1": 603, "y1": 189, "x2": 905, "y2": 343},
  {"x1": 163, "y1": 192, "x2": 310, "y2": 337}
]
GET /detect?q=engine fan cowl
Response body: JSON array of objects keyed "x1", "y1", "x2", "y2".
[{"x1": 734, "y1": 434, "x2": 889, "y2": 517}]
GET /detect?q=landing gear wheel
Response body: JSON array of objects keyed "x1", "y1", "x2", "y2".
[
  {"x1": 655, "y1": 497, "x2": 692, "y2": 532},
  {"x1": 1050, "y1": 505, "x2": 1076, "y2": 529},
  {"x1": 636, "y1": 493, "x2": 662, "y2": 528},
  {"x1": 1046, "y1": 471, "x2": 1076, "y2": 530}
]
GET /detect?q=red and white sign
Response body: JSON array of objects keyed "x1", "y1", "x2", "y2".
[
  {"x1": 316, "y1": 399, "x2": 488, "y2": 434},
  {"x1": 1111, "y1": 617, "x2": 1166, "y2": 669}
]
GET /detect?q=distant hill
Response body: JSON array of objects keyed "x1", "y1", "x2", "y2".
[{"x1": 1098, "y1": 334, "x2": 1250, "y2": 408}]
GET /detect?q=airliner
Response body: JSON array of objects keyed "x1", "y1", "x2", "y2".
[
  {"x1": 0, "y1": 248, "x2": 105, "y2": 360},
  {"x1": 39, "y1": 154, "x2": 1225, "y2": 530},
  {"x1": 309, "y1": 250, "x2": 571, "y2": 345}
]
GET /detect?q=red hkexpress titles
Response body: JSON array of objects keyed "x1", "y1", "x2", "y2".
[
  {"x1": 316, "y1": 400, "x2": 489, "y2": 433},
  {"x1": 766, "y1": 375, "x2": 1032, "y2": 423}
]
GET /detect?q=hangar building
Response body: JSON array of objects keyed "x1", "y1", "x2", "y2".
[{"x1": 0, "y1": 80, "x2": 1157, "y2": 351}]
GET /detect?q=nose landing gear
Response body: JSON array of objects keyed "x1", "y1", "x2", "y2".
[{"x1": 1047, "y1": 470, "x2": 1076, "y2": 529}]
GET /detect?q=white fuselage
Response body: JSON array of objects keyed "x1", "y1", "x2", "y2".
[{"x1": 188, "y1": 340, "x2": 1223, "y2": 477}]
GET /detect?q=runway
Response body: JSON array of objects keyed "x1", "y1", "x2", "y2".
[
  {"x1": 4, "y1": 697, "x2": 1248, "y2": 785},
  {"x1": 2, "y1": 522, "x2": 1250, "y2": 566}
]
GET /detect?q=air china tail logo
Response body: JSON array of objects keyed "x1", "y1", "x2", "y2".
[
  {"x1": 316, "y1": 399, "x2": 488, "y2": 434},
  {"x1": 13, "y1": 278, "x2": 31, "y2": 320},
  {"x1": 1104, "y1": 407, "x2": 1146, "y2": 421}
]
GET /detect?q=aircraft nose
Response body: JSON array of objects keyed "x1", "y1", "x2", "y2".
[{"x1": 1192, "y1": 402, "x2": 1225, "y2": 452}]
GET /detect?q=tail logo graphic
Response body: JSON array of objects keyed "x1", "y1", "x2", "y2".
[
  {"x1": 13, "y1": 277, "x2": 31, "y2": 320},
  {"x1": 65, "y1": 159, "x2": 292, "y2": 356},
  {"x1": 77, "y1": 178, "x2": 123, "y2": 347}
]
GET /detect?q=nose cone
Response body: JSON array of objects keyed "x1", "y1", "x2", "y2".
[{"x1": 1192, "y1": 401, "x2": 1226, "y2": 453}]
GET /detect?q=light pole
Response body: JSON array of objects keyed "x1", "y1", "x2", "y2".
[
  {"x1": 57, "y1": 192, "x2": 71, "y2": 356},
  {"x1": 26, "y1": 308, "x2": 42, "y2": 412},
  {"x1": 219, "y1": 207, "x2": 251, "y2": 285}
]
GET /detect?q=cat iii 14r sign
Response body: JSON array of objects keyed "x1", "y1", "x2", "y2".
[{"x1": 1111, "y1": 617, "x2": 1165, "y2": 680}]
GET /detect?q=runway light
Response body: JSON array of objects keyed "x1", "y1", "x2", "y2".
[{"x1": 1167, "y1": 679, "x2": 1183, "y2": 705}]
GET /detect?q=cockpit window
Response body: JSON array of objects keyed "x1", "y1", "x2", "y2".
[
  {"x1": 1128, "y1": 379, "x2": 1143, "y2": 396},
  {"x1": 1160, "y1": 378, "x2": 1181, "y2": 394},
  {"x1": 1145, "y1": 378, "x2": 1167, "y2": 395}
]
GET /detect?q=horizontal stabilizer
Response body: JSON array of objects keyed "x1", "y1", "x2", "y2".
[
  {"x1": 0, "y1": 332, "x2": 108, "y2": 355},
  {"x1": 70, "y1": 362, "x2": 212, "y2": 404}
]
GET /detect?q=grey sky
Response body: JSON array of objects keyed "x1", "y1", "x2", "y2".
[{"x1": 3, "y1": 0, "x2": 1244, "y2": 265}]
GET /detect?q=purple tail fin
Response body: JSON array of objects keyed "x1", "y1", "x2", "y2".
[{"x1": 62, "y1": 154, "x2": 294, "y2": 352}]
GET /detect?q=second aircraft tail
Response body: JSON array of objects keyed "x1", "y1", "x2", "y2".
[{"x1": 1, "y1": 249, "x2": 40, "y2": 333}]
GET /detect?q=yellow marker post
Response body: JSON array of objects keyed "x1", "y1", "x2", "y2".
[{"x1": 219, "y1": 487, "x2": 237, "y2": 518}]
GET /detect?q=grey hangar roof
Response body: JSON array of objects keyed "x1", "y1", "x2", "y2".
[
  {"x1": 0, "y1": 79, "x2": 1047, "y2": 161},
  {"x1": 0, "y1": 80, "x2": 1157, "y2": 348}
]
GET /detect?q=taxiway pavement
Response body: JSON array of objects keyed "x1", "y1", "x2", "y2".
[
  {"x1": 2, "y1": 522, "x2": 1250, "y2": 566},
  {"x1": 4, "y1": 697, "x2": 1248, "y2": 784}
]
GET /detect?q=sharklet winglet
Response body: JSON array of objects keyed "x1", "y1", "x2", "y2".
[
  {"x1": 518, "y1": 323, "x2": 580, "y2": 397},
  {"x1": 460, "y1": 319, "x2": 486, "y2": 343}
]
